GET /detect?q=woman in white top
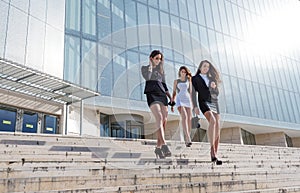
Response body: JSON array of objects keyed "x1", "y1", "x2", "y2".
[{"x1": 171, "y1": 66, "x2": 193, "y2": 147}]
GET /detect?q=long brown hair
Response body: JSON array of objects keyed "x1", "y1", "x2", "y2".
[
  {"x1": 195, "y1": 60, "x2": 221, "y2": 84},
  {"x1": 149, "y1": 50, "x2": 164, "y2": 74},
  {"x1": 178, "y1": 66, "x2": 192, "y2": 81}
]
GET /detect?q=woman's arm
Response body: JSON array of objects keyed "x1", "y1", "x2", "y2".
[
  {"x1": 171, "y1": 80, "x2": 177, "y2": 112},
  {"x1": 141, "y1": 65, "x2": 152, "y2": 80}
]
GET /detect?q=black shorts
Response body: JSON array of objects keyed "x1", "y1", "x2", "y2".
[
  {"x1": 146, "y1": 93, "x2": 168, "y2": 107},
  {"x1": 199, "y1": 101, "x2": 220, "y2": 114}
]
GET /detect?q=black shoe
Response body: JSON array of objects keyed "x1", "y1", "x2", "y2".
[
  {"x1": 185, "y1": 142, "x2": 192, "y2": 147},
  {"x1": 161, "y1": 145, "x2": 172, "y2": 157},
  {"x1": 154, "y1": 147, "x2": 165, "y2": 159},
  {"x1": 211, "y1": 157, "x2": 222, "y2": 165}
]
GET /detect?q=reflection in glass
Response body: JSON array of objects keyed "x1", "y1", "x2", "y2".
[
  {"x1": 64, "y1": 35, "x2": 80, "y2": 85},
  {"x1": 82, "y1": 0, "x2": 96, "y2": 36}
]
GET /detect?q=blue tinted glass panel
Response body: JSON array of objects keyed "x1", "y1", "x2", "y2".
[
  {"x1": 211, "y1": 0, "x2": 222, "y2": 32},
  {"x1": 223, "y1": 36, "x2": 237, "y2": 76},
  {"x1": 64, "y1": 35, "x2": 80, "y2": 85},
  {"x1": 112, "y1": 51, "x2": 128, "y2": 98},
  {"x1": 231, "y1": 77, "x2": 243, "y2": 115},
  {"x1": 148, "y1": 0, "x2": 158, "y2": 8},
  {"x1": 285, "y1": 90, "x2": 295, "y2": 123},
  {"x1": 82, "y1": 39, "x2": 97, "y2": 90},
  {"x1": 265, "y1": 86, "x2": 278, "y2": 120},
  {"x1": 224, "y1": 1, "x2": 237, "y2": 37},
  {"x1": 203, "y1": 1, "x2": 214, "y2": 29},
  {"x1": 222, "y1": 75, "x2": 235, "y2": 114},
  {"x1": 199, "y1": 26, "x2": 208, "y2": 52},
  {"x1": 65, "y1": 0, "x2": 80, "y2": 31},
  {"x1": 195, "y1": 0, "x2": 205, "y2": 26},
  {"x1": 82, "y1": 0, "x2": 96, "y2": 35},
  {"x1": 178, "y1": 0, "x2": 188, "y2": 19},
  {"x1": 100, "y1": 61, "x2": 113, "y2": 96},
  {"x1": 217, "y1": 0, "x2": 229, "y2": 34},
  {"x1": 169, "y1": 0, "x2": 179, "y2": 15},
  {"x1": 239, "y1": 79, "x2": 251, "y2": 116},
  {"x1": 245, "y1": 81, "x2": 258, "y2": 117},
  {"x1": 253, "y1": 82, "x2": 265, "y2": 118},
  {"x1": 97, "y1": 0, "x2": 112, "y2": 39},
  {"x1": 137, "y1": 3, "x2": 148, "y2": 25},
  {"x1": 187, "y1": 0, "x2": 197, "y2": 22},
  {"x1": 124, "y1": 1, "x2": 137, "y2": 27},
  {"x1": 259, "y1": 84, "x2": 272, "y2": 119},
  {"x1": 159, "y1": 0, "x2": 168, "y2": 11},
  {"x1": 278, "y1": 89, "x2": 289, "y2": 122}
]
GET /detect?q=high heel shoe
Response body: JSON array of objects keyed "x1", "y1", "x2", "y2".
[
  {"x1": 161, "y1": 145, "x2": 171, "y2": 157},
  {"x1": 154, "y1": 147, "x2": 165, "y2": 159},
  {"x1": 211, "y1": 157, "x2": 222, "y2": 165},
  {"x1": 185, "y1": 142, "x2": 192, "y2": 147}
]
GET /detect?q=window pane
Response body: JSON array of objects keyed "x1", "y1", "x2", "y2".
[
  {"x1": 97, "y1": 0, "x2": 111, "y2": 39},
  {"x1": 178, "y1": 0, "x2": 188, "y2": 19},
  {"x1": 82, "y1": 39, "x2": 97, "y2": 90},
  {"x1": 259, "y1": 84, "x2": 272, "y2": 119},
  {"x1": 112, "y1": 51, "x2": 128, "y2": 98},
  {"x1": 195, "y1": 0, "x2": 205, "y2": 26},
  {"x1": 231, "y1": 77, "x2": 243, "y2": 115},
  {"x1": 218, "y1": 0, "x2": 229, "y2": 34},
  {"x1": 82, "y1": 0, "x2": 96, "y2": 36},
  {"x1": 223, "y1": 75, "x2": 235, "y2": 114},
  {"x1": 253, "y1": 82, "x2": 265, "y2": 118},
  {"x1": 211, "y1": 0, "x2": 222, "y2": 32},
  {"x1": 246, "y1": 81, "x2": 258, "y2": 117},
  {"x1": 187, "y1": 0, "x2": 197, "y2": 22},
  {"x1": 124, "y1": 1, "x2": 137, "y2": 27},
  {"x1": 169, "y1": 0, "x2": 179, "y2": 15},
  {"x1": 239, "y1": 79, "x2": 251, "y2": 116},
  {"x1": 64, "y1": 35, "x2": 80, "y2": 85},
  {"x1": 203, "y1": 1, "x2": 214, "y2": 29}
]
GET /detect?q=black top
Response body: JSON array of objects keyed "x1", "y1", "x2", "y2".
[
  {"x1": 141, "y1": 65, "x2": 168, "y2": 95},
  {"x1": 191, "y1": 74, "x2": 219, "y2": 108}
]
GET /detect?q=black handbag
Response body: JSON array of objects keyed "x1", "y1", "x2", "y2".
[{"x1": 191, "y1": 116, "x2": 201, "y2": 128}]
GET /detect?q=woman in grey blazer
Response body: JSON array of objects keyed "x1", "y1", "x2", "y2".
[{"x1": 141, "y1": 50, "x2": 173, "y2": 159}]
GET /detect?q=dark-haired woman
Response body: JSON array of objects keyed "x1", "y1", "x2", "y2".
[
  {"x1": 171, "y1": 66, "x2": 193, "y2": 147},
  {"x1": 192, "y1": 60, "x2": 222, "y2": 165},
  {"x1": 141, "y1": 50, "x2": 172, "y2": 159}
]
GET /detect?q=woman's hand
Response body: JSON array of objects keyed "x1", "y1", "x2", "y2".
[
  {"x1": 210, "y1": 81, "x2": 216, "y2": 89},
  {"x1": 194, "y1": 107, "x2": 200, "y2": 115},
  {"x1": 148, "y1": 64, "x2": 152, "y2": 72}
]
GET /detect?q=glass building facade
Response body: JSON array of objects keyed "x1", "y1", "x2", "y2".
[
  {"x1": 1, "y1": 0, "x2": 300, "y2": 142},
  {"x1": 64, "y1": 0, "x2": 300, "y2": 134}
]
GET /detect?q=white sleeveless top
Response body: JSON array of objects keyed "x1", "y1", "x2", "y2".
[{"x1": 175, "y1": 79, "x2": 192, "y2": 108}]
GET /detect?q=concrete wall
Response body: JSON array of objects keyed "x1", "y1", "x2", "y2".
[
  {"x1": 220, "y1": 127, "x2": 242, "y2": 144},
  {"x1": 292, "y1": 137, "x2": 300, "y2": 147},
  {"x1": 255, "y1": 132, "x2": 287, "y2": 147}
]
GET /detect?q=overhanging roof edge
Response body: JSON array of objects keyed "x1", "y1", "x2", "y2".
[{"x1": 0, "y1": 57, "x2": 100, "y2": 105}]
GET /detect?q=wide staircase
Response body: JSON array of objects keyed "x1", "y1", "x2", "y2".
[{"x1": 1, "y1": 133, "x2": 300, "y2": 193}]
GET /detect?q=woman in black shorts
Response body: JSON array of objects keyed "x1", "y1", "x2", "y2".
[
  {"x1": 192, "y1": 60, "x2": 222, "y2": 165},
  {"x1": 141, "y1": 50, "x2": 173, "y2": 159}
]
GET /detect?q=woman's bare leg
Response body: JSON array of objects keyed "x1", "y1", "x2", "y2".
[
  {"x1": 203, "y1": 111, "x2": 216, "y2": 158},
  {"x1": 150, "y1": 103, "x2": 165, "y2": 147},
  {"x1": 213, "y1": 112, "x2": 221, "y2": 155},
  {"x1": 185, "y1": 107, "x2": 192, "y2": 142},
  {"x1": 179, "y1": 106, "x2": 192, "y2": 143}
]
